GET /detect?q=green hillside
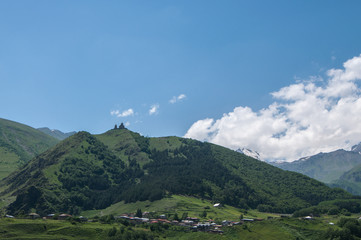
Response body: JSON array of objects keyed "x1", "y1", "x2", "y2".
[
  {"x1": 0, "y1": 118, "x2": 59, "y2": 180},
  {"x1": 0, "y1": 128, "x2": 351, "y2": 216}
]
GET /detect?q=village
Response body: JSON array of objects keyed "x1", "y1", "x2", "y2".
[
  {"x1": 4, "y1": 203, "x2": 270, "y2": 234},
  {"x1": 5, "y1": 212, "x2": 260, "y2": 234}
]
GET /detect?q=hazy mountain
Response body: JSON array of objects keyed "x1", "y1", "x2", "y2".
[
  {"x1": 37, "y1": 127, "x2": 76, "y2": 140},
  {"x1": 330, "y1": 164, "x2": 361, "y2": 195},
  {"x1": 0, "y1": 118, "x2": 59, "y2": 180},
  {"x1": 0, "y1": 128, "x2": 349, "y2": 216},
  {"x1": 273, "y1": 149, "x2": 361, "y2": 184},
  {"x1": 351, "y1": 142, "x2": 361, "y2": 154},
  {"x1": 328, "y1": 143, "x2": 361, "y2": 195}
]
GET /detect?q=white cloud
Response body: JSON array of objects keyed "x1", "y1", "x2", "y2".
[
  {"x1": 185, "y1": 54, "x2": 361, "y2": 162},
  {"x1": 110, "y1": 108, "x2": 134, "y2": 117},
  {"x1": 170, "y1": 94, "x2": 186, "y2": 104},
  {"x1": 149, "y1": 104, "x2": 159, "y2": 115}
]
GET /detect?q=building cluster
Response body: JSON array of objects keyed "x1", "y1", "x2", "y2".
[
  {"x1": 117, "y1": 212, "x2": 264, "y2": 234},
  {"x1": 4, "y1": 211, "x2": 265, "y2": 234}
]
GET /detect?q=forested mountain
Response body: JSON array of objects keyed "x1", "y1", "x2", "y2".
[
  {"x1": 273, "y1": 149, "x2": 361, "y2": 184},
  {"x1": 37, "y1": 127, "x2": 76, "y2": 140},
  {"x1": 0, "y1": 128, "x2": 350, "y2": 216},
  {"x1": 0, "y1": 118, "x2": 59, "y2": 180}
]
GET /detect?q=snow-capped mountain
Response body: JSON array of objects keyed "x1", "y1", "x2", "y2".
[{"x1": 236, "y1": 148, "x2": 262, "y2": 161}]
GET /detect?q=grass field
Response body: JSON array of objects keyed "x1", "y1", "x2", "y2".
[
  {"x1": 81, "y1": 195, "x2": 280, "y2": 221},
  {"x1": 0, "y1": 215, "x2": 345, "y2": 240}
]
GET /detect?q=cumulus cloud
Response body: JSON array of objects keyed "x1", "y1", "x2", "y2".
[
  {"x1": 170, "y1": 94, "x2": 186, "y2": 104},
  {"x1": 185, "y1": 54, "x2": 361, "y2": 162},
  {"x1": 110, "y1": 108, "x2": 134, "y2": 117},
  {"x1": 149, "y1": 104, "x2": 159, "y2": 115}
]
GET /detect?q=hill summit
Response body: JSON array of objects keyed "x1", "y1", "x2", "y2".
[{"x1": 0, "y1": 128, "x2": 350, "y2": 216}]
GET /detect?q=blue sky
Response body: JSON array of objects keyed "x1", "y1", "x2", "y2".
[{"x1": 1, "y1": 1, "x2": 361, "y2": 160}]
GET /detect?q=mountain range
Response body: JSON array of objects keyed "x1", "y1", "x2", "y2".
[
  {"x1": 37, "y1": 127, "x2": 76, "y2": 140},
  {"x1": 273, "y1": 144, "x2": 361, "y2": 195},
  {"x1": 0, "y1": 121, "x2": 351, "y2": 217}
]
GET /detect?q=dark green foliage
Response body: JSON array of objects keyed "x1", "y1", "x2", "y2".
[
  {"x1": 200, "y1": 210, "x2": 207, "y2": 218},
  {"x1": 293, "y1": 199, "x2": 361, "y2": 217},
  {"x1": 129, "y1": 132, "x2": 150, "y2": 154},
  {"x1": 323, "y1": 228, "x2": 354, "y2": 240},
  {"x1": 108, "y1": 226, "x2": 117, "y2": 237},
  {"x1": 140, "y1": 143, "x2": 256, "y2": 209},
  {"x1": 322, "y1": 218, "x2": 361, "y2": 239},
  {"x1": 135, "y1": 208, "x2": 142, "y2": 218}
]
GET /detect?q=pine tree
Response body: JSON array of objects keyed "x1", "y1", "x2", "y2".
[{"x1": 136, "y1": 208, "x2": 142, "y2": 218}]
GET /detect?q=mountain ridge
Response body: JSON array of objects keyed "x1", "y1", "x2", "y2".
[
  {"x1": 273, "y1": 149, "x2": 361, "y2": 184},
  {"x1": 0, "y1": 128, "x2": 350, "y2": 216},
  {"x1": 37, "y1": 127, "x2": 76, "y2": 140}
]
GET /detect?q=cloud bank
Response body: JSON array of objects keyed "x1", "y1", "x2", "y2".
[
  {"x1": 110, "y1": 108, "x2": 134, "y2": 117},
  {"x1": 185, "y1": 54, "x2": 361, "y2": 162}
]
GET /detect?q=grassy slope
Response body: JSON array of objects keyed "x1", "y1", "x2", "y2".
[
  {"x1": 0, "y1": 218, "x2": 117, "y2": 240},
  {"x1": 0, "y1": 118, "x2": 59, "y2": 180},
  {"x1": 0, "y1": 216, "x2": 341, "y2": 240},
  {"x1": 95, "y1": 129, "x2": 151, "y2": 166},
  {"x1": 81, "y1": 195, "x2": 279, "y2": 221}
]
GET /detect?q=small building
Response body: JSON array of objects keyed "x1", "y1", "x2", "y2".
[
  {"x1": 213, "y1": 203, "x2": 222, "y2": 208},
  {"x1": 222, "y1": 220, "x2": 231, "y2": 226},
  {"x1": 197, "y1": 222, "x2": 212, "y2": 231}
]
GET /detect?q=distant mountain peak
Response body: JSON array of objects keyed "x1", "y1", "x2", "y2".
[
  {"x1": 351, "y1": 142, "x2": 361, "y2": 154},
  {"x1": 37, "y1": 127, "x2": 76, "y2": 140},
  {"x1": 236, "y1": 148, "x2": 262, "y2": 161}
]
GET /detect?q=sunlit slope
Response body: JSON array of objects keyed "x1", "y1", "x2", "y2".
[{"x1": 0, "y1": 118, "x2": 59, "y2": 179}]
